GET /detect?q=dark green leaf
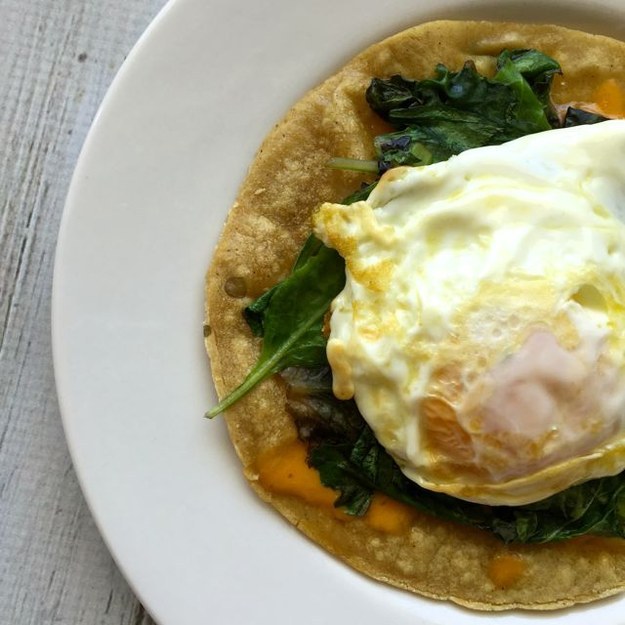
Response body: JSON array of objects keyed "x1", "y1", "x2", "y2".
[
  {"x1": 341, "y1": 181, "x2": 377, "y2": 204},
  {"x1": 288, "y1": 369, "x2": 625, "y2": 543},
  {"x1": 501, "y1": 49, "x2": 561, "y2": 118},
  {"x1": 244, "y1": 235, "x2": 325, "y2": 337},
  {"x1": 205, "y1": 245, "x2": 344, "y2": 417},
  {"x1": 243, "y1": 288, "x2": 275, "y2": 337},
  {"x1": 365, "y1": 74, "x2": 426, "y2": 118},
  {"x1": 564, "y1": 107, "x2": 610, "y2": 127},
  {"x1": 504, "y1": 49, "x2": 561, "y2": 80},
  {"x1": 367, "y1": 49, "x2": 561, "y2": 170},
  {"x1": 310, "y1": 443, "x2": 374, "y2": 515},
  {"x1": 493, "y1": 50, "x2": 552, "y2": 131},
  {"x1": 292, "y1": 234, "x2": 324, "y2": 271}
]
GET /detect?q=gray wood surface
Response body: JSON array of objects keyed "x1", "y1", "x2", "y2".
[{"x1": 0, "y1": 1, "x2": 167, "y2": 622}]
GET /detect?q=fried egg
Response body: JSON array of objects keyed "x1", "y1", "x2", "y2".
[{"x1": 313, "y1": 120, "x2": 625, "y2": 506}]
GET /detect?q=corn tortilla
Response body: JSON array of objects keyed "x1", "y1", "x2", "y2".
[{"x1": 204, "y1": 21, "x2": 625, "y2": 610}]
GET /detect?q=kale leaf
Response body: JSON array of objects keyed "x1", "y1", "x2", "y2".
[{"x1": 367, "y1": 49, "x2": 561, "y2": 169}]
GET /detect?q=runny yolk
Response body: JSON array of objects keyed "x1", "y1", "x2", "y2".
[
  {"x1": 487, "y1": 553, "x2": 526, "y2": 588},
  {"x1": 592, "y1": 79, "x2": 625, "y2": 118},
  {"x1": 256, "y1": 439, "x2": 414, "y2": 532}
]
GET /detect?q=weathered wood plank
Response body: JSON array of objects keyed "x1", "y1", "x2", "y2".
[{"x1": 0, "y1": 1, "x2": 166, "y2": 623}]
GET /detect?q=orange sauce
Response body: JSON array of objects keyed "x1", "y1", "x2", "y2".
[
  {"x1": 591, "y1": 78, "x2": 625, "y2": 118},
  {"x1": 487, "y1": 553, "x2": 526, "y2": 588},
  {"x1": 257, "y1": 439, "x2": 339, "y2": 509},
  {"x1": 364, "y1": 493, "x2": 415, "y2": 534},
  {"x1": 554, "y1": 78, "x2": 625, "y2": 121},
  {"x1": 256, "y1": 439, "x2": 415, "y2": 533}
]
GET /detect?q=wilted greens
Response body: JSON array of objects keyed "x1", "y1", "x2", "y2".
[{"x1": 284, "y1": 366, "x2": 625, "y2": 543}]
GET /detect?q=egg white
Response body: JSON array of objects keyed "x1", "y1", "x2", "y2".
[{"x1": 314, "y1": 120, "x2": 625, "y2": 506}]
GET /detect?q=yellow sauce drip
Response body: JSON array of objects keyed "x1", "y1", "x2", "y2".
[{"x1": 487, "y1": 553, "x2": 526, "y2": 588}]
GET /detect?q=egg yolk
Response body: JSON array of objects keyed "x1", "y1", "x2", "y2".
[{"x1": 424, "y1": 327, "x2": 620, "y2": 485}]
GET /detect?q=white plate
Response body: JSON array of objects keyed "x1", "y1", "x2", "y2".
[{"x1": 52, "y1": 0, "x2": 625, "y2": 623}]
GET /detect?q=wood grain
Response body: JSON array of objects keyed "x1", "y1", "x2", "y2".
[{"x1": 0, "y1": 1, "x2": 166, "y2": 622}]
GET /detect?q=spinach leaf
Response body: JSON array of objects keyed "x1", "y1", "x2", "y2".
[
  {"x1": 292, "y1": 234, "x2": 325, "y2": 271},
  {"x1": 493, "y1": 50, "x2": 553, "y2": 131},
  {"x1": 367, "y1": 49, "x2": 561, "y2": 169},
  {"x1": 501, "y1": 49, "x2": 562, "y2": 122},
  {"x1": 243, "y1": 236, "x2": 327, "y2": 337},
  {"x1": 205, "y1": 244, "x2": 344, "y2": 417},
  {"x1": 207, "y1": 178, "x2": 379, "y2": 419},
  {"x1": 311, "y1": 440, "x2": 375, "y2": 515},
  {"x1": 488, "y1": 475, "x2": 625, "y2": 543}
]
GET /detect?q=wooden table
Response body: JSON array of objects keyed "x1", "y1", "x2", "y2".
[{"x1": 1, "y1": 1, "x2": 167, "y2": 622}]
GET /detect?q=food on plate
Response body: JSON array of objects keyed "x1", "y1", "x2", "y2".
[
  {"x1": 204, "y1": 20, "x2": 625, "y2": 610},
  {"x1": 314, "y1": 122, "x2": 625, "y2": 507}
]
